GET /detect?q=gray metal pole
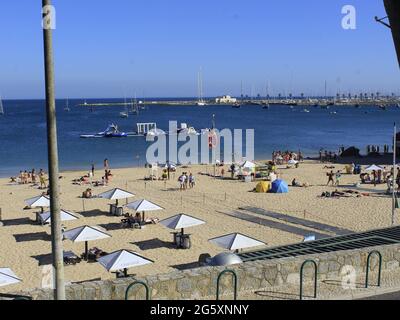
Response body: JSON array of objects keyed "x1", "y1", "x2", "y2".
[
  {"x1": 393, "y1": 123, "x2": 397, "y2": 226},
  {"x1": 42, "y1": 0, "x2": 65, "y2": 300}
]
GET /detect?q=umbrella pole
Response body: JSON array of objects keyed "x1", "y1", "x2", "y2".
[
  {"x1": 85, "y1": 241, "x2": 88, "y2": 261},
  {"x1": 142, "y1": 211, "x2": 145, "y2": 223},
  {"x1": 116, "y1": 199, "x2": 119, "y2": 206},
  {"x1": 124, "y1": 268, "x2": 128, "y2": 278}
]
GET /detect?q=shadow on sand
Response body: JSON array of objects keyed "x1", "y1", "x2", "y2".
[
  {"x1": 14, "y1": 232, "x2": 51, "y2": 243},
  {"x1": 132, "y1": 238, "x2": 176, "y2": 251}
]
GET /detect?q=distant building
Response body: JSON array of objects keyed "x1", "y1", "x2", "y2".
[{"x1": 215, "y1": 95, "x2": 237, "y2": 104}]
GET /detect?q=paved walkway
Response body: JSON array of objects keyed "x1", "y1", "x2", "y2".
[
  {"x1": 239, "y1": 206, "x2": 353, "y2": 236},
  {"x1": 221, "y1": 210, "x2": 329, "y2": 239}
]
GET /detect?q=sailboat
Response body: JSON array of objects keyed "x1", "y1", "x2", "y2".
[
  {"x1": 119, "y1": 96, "x2": 129, "y2": 118},
  {"x1": 232, "y1": 81, "x2": 243, "y2": 108},
  {"x1": 130, "y1": 93, "x2": 140, "y2": 114},
  {"x1": 0, "y1": 95, "x2": 4, "y2": 116},
  {"x1": 64, "y1": 99, "x2": 71, "y2": 112},
  {"x1": 197, "y1": 68, "x2": 206, "y2": 106},
  {"x1": 263, "y1": 81, "x2": 270, "y2": 109}
]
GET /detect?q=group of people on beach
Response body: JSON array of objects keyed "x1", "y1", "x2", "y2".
[
  {"x1": 11, "y1": 169, "x2": 47, "y2": 189},
  {"x1": 326, "y1": 170, "x2": 342, "y2": 186},
  {"x1": 366, "y1": 145, "x2": 391, "y2": 154},
  {"x1": 272, "y1": 150, "x2": 303, "y2": 164},
  {"x1": 178, "y1": 172, "x2": 196, "y2": 191},
  {"x1": 319, "y1": 149, "x2": 338, "y2": 163}
]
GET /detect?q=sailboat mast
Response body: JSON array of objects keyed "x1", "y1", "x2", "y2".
[{"x1": 0, "y1": 95, "x2": 4, "y2": 115}]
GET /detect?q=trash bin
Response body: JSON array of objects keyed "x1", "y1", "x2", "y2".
[
  {"x1": 176, "y1": 233, "x2": 182, "y2": 247},
  {"x1": 172, "y1": 232, "x2": 179, "y2": 244},
  {"x1": 181, "y1": 234, "x2": 192, "y2": 249},
  {"x1": 115, "y1": 207, "x2": 123, "y2": 216}
]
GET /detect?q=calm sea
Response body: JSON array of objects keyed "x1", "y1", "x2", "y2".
[{"x1": 0, "y1": 99, "x2": 398, "y2": 177}]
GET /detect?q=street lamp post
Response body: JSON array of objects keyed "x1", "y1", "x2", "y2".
[{"x1": 42, "y1": 0, "x2": 65, "y2": 300}]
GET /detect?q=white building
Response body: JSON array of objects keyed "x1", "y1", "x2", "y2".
[{"x1": 215, "y1": 95, "x2": 237, "y2": 104}]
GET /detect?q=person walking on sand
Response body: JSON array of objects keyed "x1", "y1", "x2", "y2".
[
  {"x1": 104, "y1": 158, "x2": 109, "y2": 170},
  {"x1": 335, "y1": 170, "x2": 341, "y2": 186},
  {"x1": 326, "y1": 170, "x2": 335, "y2": 186},
  {"x1": 91, "y1": 163, "x2": 95, "y2": 176}
]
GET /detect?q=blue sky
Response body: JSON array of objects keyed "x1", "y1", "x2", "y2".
[{"x1": 0, "y1": 0, "x2": 398, "y2": 99}]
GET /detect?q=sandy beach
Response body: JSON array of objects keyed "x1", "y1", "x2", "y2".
[{"x1": 0, "y1": 160, "x2": 394, "y2": 293}]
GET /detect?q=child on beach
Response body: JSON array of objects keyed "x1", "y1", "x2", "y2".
[{"x1": 335, "y1": 171, "x2": 342, "y2": 186}]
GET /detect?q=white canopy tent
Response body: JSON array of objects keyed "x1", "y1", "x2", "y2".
[
  {"x1": 63, "y1": 225, "x2": 111, "y2": 260},
  {"x1": 160, "y1": 214, "x2": 205, "y2": 235},
  {"x1": 0, "y1": 268, "x2": 22, "y2": 287},
  {"x1": 38, "y1": 209, "x2": 79, "y2": 225},
  {"x1": 97, "y1": 249, "x2": 153, "y2": 278},
  {"x1": 209, "y1": 233, "x2": 265, "y2": 252},
  {"x1": 97, "y1": 188, "x2": 135, "y2": 206},
  {"x1": 240, "y1": 161, "x2": 256, "y2": 169},
  {"x1": 125, "y1": 199, "x2": 164, "y2": 223},
  {"x1": 365, "y1": 165, "x2": 384, "y2": 171}
]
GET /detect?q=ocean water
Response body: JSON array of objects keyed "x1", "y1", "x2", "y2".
[{"x1": 0, "y1": 99, "x2": 398, "y2": 177}]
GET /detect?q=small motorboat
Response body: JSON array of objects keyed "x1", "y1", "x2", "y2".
[
  {"x1": 80, "y1": 124, "x2": 128, "y2": 138},
  {"x1": 145, "y1": 128, "x2": 166, "y2": 137},
  {"x1": 232, "y1": 102, "x2": 241, "y2": 108},
  {"x1": 176, "y1": 123, "x2": 198, "y2": 135},
  {"x1": 262, "y1": 103, "x2": 270, "y2": 109},
  {"x1": 302, "y1": 109, "x2": 310, "y2": 113}
]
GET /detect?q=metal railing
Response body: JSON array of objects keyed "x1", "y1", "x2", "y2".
[
  {"x1": 365, "y1": 250, "x2": 382, "y2": 288},
  {"x1": 125, "y1": 281, "x2": 150, "y2": 300},
  {"x1": 216, "y1": 269, "x2": 238, "y2": 300},
  {"x1": 300, "y1": 259, "x2": 318, "y2": 300}
]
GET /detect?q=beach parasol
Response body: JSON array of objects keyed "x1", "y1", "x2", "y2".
[
  {"x1": 0, "y1": 268, "x2": 22, "y2": 287},
  {"x1": 365, "y1": 165, "x2": 384, "y2": 171},
  {"x1": 97, "y1": 188, "x2": 135, "y2": 206},
  {"x1": 209, "y1": 233, "x2": 265, "y2": 252},
  {"x1": 38, "y1": 209, "x2": 79, "y2": 225},
  {"x1": 97, "y1": 249, "x2": 153, "y2": 278},
  {"x1": 160, "y1": 214, "x2": 205, "y2": 235},
  {"x1": 25, "y1": 195, "x2": 50, "y2": 212},
  {"x1": 63, "y1": 225, "x2": 111, "y2": 260},
  {"x1": 125, "y1": 199, "x2": 164, "y2": 222}
]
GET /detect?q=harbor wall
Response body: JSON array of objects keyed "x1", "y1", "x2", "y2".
[{"x1": 9, "y1": 243, "x2": 400, "y2": 300}]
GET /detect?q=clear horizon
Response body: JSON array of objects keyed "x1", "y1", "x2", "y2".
[{"x1": 1, "y1": 0, "x2": 399, "y2": 99}]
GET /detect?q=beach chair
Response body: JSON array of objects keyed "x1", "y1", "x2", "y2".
[{"x1": 63, "y1": 251, "x2": 82, "y2": 265}]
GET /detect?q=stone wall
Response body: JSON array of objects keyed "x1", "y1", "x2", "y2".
[{"x1": 10, "y1": 243, "x2": 400, "y2": 300}]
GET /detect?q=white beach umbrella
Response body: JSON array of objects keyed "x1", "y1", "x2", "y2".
[
  {"x1": 365, "y1": 165, "x2": 384, "y2": 171},
  {"x1": 97, "y1": 250, "x2": 153, "y2": 277},
  {"x1": 125, "y1": 199, "x2": 164, "y2": 222},
  {"x1": 209, "y1": 233, "x2": 265, "y2": 252},
  {"x1": 39, "y1": 209, "x2": 79, "y2": 225},
  {"x1": 25, "y1": 195, "x2": 50, "y2": 208},
  {"x1": 160, "y1": 214, "x2": 205, "y2": 235},
  {"x1": 97, "y1": 188, "x2": 135, "y2": 206},
  {"x1": 63, "y1": 225, "x2": 111, "y2": 260},
  {"x1": 0, "y1": 268, "x2": 22, "y2": 287}
]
